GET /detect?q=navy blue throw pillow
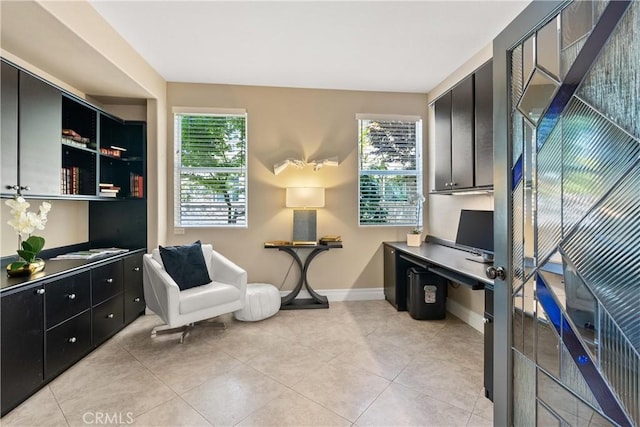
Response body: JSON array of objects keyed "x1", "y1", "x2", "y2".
[{"x1": 159, "y1": 240, "x2": 211, "y2": 291}]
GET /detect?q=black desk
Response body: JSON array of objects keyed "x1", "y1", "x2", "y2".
[
  {"x1": 264, "y1": 243, "x2": 342, "y2": 309},
  {"x1": 383, "y1": 239, "x2": 494, "y2": 400}
]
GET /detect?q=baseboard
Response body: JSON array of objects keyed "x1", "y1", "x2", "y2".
[
  {"x1": 446, "y1": 297, "x2": 485, "y2": 333},
  {"x1": 279, "y1": 287, "x2": 385, "y2": 302}
]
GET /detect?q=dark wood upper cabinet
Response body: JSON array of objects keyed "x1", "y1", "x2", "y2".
[
  {"x1": 432, "y1": 60, "x2": 494, "y2": 193},
  {"x1": 474, "y1": 60, "x2": 494, "y2": 188},
  {"x1": 434, "y1": 92, "x2": 452, "y2": 191},
  {"x1": 19, "y1": 71, "x2": 62, "y2": 197},
  {"x1": 450, "y1": 75, "x2": 475, "y2": 190}
]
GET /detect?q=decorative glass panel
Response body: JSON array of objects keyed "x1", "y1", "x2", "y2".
[
  {"x1": 513, "y1": 283, "x2": 525, "y2": 354},
  {"x1": 561, "y1": 0, "x2": 593, "y2": 49},
  {"x1": 512, "y1": 180, "x2": 524, "y2": 291},
  {"x1": 523, "y1": 120, "x2": 536, "y2": 278},
  {"x1": 511, "y1": 44, "x2": 524, "y2": 110},
  {"x1": 514, "y1": 351, "x2": 537, "y2": 425},
  {"x1": 578, "y1": 1, "x2": 640, "y2": 139},
  {"x1": 535, "y1": 126, "x2": 562, "y2": 264},
  {"x1": 512, "y1": 111, "x2": 524, "y2": 166},
  {"x1": 561, "y1": 97, "x2": 640, "y2": 236},
  {"x1": 537, "y1": 301, "x2": 560, "y2": 377},
  {"x1": 523, "y1": 35, "x2": 536, "y2": 86},
  {"x1": 537, "y1": 401, "x2": 561, "y2": 426},
  {"x1": 523, "y1": 279, "x2": 536, "y2": 359},
  {"x1": 518, "y1": 70, "x2": 559, "y2": 125},
  {"x1": 559, "y1": 344, "x2": 600, "y2": 409},
  {"x1": 537, "y1": 16, "x2": 560, "y2": 79}
]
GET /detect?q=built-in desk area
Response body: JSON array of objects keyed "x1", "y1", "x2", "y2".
[{"x1": 383, "y1": 236, "x2": 495, "y2": 400}]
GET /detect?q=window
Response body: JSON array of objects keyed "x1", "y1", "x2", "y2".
[
  {"x1": 357, "y1": 114, "x2": 423, "y2": 226},
  {"x1": 173, "y1": 108, "x2": 247, "y2": 227}
]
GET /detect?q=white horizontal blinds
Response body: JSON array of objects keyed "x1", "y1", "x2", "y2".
[
  {"x1": 174, "y1": 112, "x2": 247, "y2": 227},
  {"x1": 358, "y1": 116, "x2": 422, "y2": 226}
]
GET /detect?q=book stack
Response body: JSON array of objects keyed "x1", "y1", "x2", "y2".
[
  {"x1": 319, "y1": 235, "x2": 342, "y2": 246},
  {"x1": 100, "y1": 147, "x2": 122, "y2": 157},
  {"x1": 99, "y1": 183, "x2": 120, "y2": 198},
  {"x1": 130, "y1": 173, "x2": 144, "y2": 197},
  {"x1": 61, "y1": 129, "x2": 90, "y2": 148},
  {"x1": 61, "y1": 166, "x2": 82, "y2": 194}
]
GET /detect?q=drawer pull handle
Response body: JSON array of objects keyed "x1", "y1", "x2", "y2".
[
  {"x1": 134, "y1": 297, "x2": 141, "y2": 302},
  {"x1": 68, "y1": 337, "x2": 77, "y2": 343},
  {"x1": 133, "y1": 267, "x2": 140, "y2": 272},
  {"x1": 106, "y1": 278, "x2": 114, "y2": 283},
  {"x1": 36, "y1": 289, "x2": 45, "y2": 295},
  {"x1": 68, "y1": 293, "x2": 76, "y2": 300},
  {"x1": 106, "y1": 313, "x2": 114, "y2": 319}
]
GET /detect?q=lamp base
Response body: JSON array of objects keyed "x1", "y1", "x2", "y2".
[{"x1": 292, "y1": 210, "x2": 317, "y2": 244}]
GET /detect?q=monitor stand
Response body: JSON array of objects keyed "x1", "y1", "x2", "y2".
[{"x1": 465, "y1": 253, "x2": 494, "y2": 264}]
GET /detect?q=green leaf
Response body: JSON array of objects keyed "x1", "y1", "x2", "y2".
[
  {"x1": 21, "y1": 240, "x2": 34, "y2": 252},
  {"x1": 17, "y1": 249, "x2": 36, "y2": 263},
  {"x1": 25, "y1": 236, "x2": 45, "y2": 254},
  {"x1": 9, "y1": 261, "x2": 27, "y2": 270}
]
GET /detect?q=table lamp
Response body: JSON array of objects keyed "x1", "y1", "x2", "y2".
[{"x1": 286, "y1": 187, "x2": 325, "y2": 244}]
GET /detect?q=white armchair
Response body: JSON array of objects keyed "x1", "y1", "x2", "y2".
[{"x1": 143, "y1": 244, "x2": 247, "y2": 342}]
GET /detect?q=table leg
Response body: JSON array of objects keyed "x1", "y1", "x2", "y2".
[{"x1": 279, "y1": 247, "x2": 330, "y2": 309}]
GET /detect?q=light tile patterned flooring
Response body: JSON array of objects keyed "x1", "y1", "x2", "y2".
[{"x1": 2, "y1": 300, "x2": 493, "y2": 426}]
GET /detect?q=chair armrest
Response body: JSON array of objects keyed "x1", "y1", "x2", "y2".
[
  {"x1": 211, "y1": 250, "x2": 247, "y2": 296},
  {"x1": 142, "y1": 254, "x2": 181, "y2": 326}
]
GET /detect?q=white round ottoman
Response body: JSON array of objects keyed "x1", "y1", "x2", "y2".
[{"x1": 234, "y1": 283, "x2": 281, "y2": 321}]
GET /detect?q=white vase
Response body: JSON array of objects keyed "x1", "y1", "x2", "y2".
[{"x1": 406, "y1": 233, "x2": 422, "y2": 247}]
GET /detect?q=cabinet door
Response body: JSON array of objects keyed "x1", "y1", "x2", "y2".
[
  {"x1": 19, "y1": 72, "x2": 62, "y2": 196},
  {"x1": 383, "y1": 245, "x2": 397, "y2": 308},
  {"x1": 451, "y1": 75, "x2": 475, "y2": 190},
  {"x1": 474, "y1": 60, "x2": 494, "y2": 188},
  {"x1": 433, "y1": 92, "x2": 452, "y2": 191},
  {"x1": 123, "y1": 253, "x2": 145, "y2": 324},
  {"x1": 484, "y1": 286, "x2": 494, "y2": 401},
  {"x1": 1, "y1": 61, "x2": 19, "y2": 196},
  {"x1": 1, "y1": 285, "x2": 44, "y2": 416}
]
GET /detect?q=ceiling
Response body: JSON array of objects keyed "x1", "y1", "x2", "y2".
[{"x1": 88, "y1": 0, "x2": 531, "y2": 94}]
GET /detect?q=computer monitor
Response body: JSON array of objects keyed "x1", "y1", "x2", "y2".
[{"x1": 455, "y1": 209, "x2": 494, "y2": 264}]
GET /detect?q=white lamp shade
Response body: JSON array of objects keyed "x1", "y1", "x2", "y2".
[{"x1": 286, "y1": 187, "x2": 325, "y2": 208}]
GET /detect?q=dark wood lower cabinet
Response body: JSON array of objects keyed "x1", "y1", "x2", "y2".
[
  {"x1": 0, "y1": 284, "x2": 44, "y2": 416},
  {"x1": 0, "y1": 251, "x2": 145, "y2": 416}
]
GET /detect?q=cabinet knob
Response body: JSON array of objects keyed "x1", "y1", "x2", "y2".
[
  {"x1": 68, "y1": 293, "x2": 76, "y2": 300},
  {"x1": 36, "y1": 288, "x2": 45, "y2": 295},
  {"x1": 450, "y1": 182, "x2": 457, "y2": 187},
  {"x1": 483, "y1": 318, "x2": 492, "y2": 324},
  {"x1": 486, "y1": 266, "x2": 506, "y2": 281},
  {"x1": 68, "y1": 337, "x2": 77, "y2": 343},
  {"x1": 106, "y1": 313, "x2": 114, "y2": 319},
  {"x1": 106, "y1": 278, "x2": 114, "y2": 283},
  {"x1": 444, "y1": 182, "x2": 450, "y2": 187},
  {"x1": 134, "y1": 297, "x2": 141, "y2": 302},
  {"x1": 133, "y1": 267, "x2": 140, "y2": 272},
  {"x1": 6, "y1": 185, "x2": 19, "y2": 191},
  {"x1": 19, "y1": 185, "x2": 30, "y2": 192}
]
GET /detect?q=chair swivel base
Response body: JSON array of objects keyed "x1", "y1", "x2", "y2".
[{"x1": 151, "y1": 319, "x2": 226, "y2": 343}]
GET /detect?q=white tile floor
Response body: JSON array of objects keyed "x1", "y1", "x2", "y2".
[{"x1": 2, "y1": 300, "x2": 492, "y2": 426}]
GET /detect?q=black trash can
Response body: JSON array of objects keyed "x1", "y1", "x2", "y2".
[{"x1": 407, "y1": 267, "x2": 447, "y2": 320}]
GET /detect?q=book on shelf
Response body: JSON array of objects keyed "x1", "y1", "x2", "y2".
[
  {"x1": 265, "y1": 240, "x2": 291, "y2": 247},
  {"x1": 99, "y1": 191, "x2": 117, "y2": 198},
  {"x1": 319, "y1": 235, "x2": 342, "y2": 246},
  {"x1": 61, "y1": 166, "x2": 83, "y2": 195},
  {"x1": 129, "y1": 173, "x2": 144, "y2": 197},
  {"x1": 52, "y1": 247, "x2": 129, "y2": 260}
]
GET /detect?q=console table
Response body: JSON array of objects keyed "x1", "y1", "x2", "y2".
[{"x1": 264, "y1": 243, "x2": 342, "y2": 309}]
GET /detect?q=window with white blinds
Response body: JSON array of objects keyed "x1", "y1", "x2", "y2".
[
  {"x1": 358, "y1": 114, "x2": 423, "y2": 226},
  {"x1": 174, "y1": 109, "x2": 247, "y2": 227}
]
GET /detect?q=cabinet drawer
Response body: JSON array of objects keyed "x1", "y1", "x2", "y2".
[
  {"x1": 123, "y1": 253, "x2": 145, "y2": 324},
  {"x1": 45, "y1": 310, "x2": 91, "y2": 379},
  {"x1": 45, "y1": 271, "x2": 91, "y2": 328},
  {"x1": 92, "y1": 295, "x2": 124, "y2": 345},
  {"x1": 91, "y1": 261, "x2": 123, "y2": 305}
]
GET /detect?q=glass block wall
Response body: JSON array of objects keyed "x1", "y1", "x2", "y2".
[{"x1": 509, "y1": 1, "x2": 639, "y2": 425}]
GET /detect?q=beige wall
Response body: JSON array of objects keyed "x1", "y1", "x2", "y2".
[
  {"x1": 166, "y1": 83, "x2": 426, "y2": 291},
  {"x1": 426, "y1": 43, "x2": 494, "y2": 318}
]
